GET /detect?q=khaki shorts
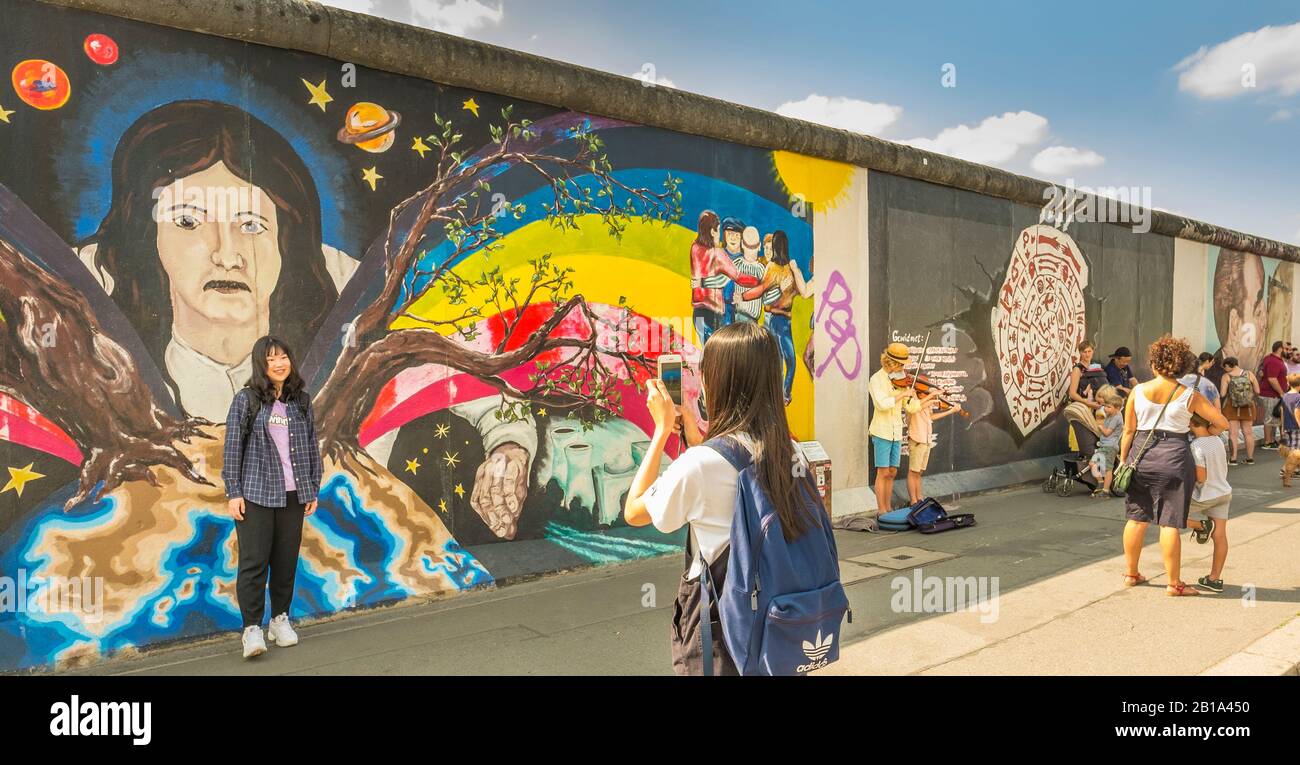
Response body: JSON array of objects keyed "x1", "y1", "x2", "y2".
[
  {"x1": 1191, "y1": 493, "x2": 1231, "y2": 521},
  {"x1": 908, "y1": 440, "x2": 931, "y2": 472}
]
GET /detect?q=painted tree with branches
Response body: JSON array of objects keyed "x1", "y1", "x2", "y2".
[{"x1": 0, "y1": 107, "x2": 683, "y2": 514}]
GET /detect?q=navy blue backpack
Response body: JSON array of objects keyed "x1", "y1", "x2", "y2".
[{"x1": 698, "y1": 436, "x2": 852, "y2": 676}]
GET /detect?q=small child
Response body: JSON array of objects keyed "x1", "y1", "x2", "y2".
[
  {"x1": 1088, "y1": 386, "x2": 1125, "y2": 497},
  {"x1": 1187, "y1": 413, "x2": 1230, "y2": 592},
  {"x1": 1280, "y1": 374, "x2": 1300, "y2": 480},
  {"x1": 905, "y1": 391, "x2": 963, "y2": 504}
]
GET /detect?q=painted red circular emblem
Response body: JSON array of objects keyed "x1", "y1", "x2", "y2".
[{"x1": 84, "y1": 34, "x2": 119, "y2": 65}]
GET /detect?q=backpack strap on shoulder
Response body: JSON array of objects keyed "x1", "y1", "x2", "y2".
[{"x1": 703, "y1": 435, "x2": 752, "y2": 471}]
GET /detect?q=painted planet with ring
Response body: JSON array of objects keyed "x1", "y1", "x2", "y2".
[
  {"x1": 11, "y1": 59, "x2": 71, "y2": 110},
  {"x1": 336, "y1": 102, "x2": 401, "y2": 153}
]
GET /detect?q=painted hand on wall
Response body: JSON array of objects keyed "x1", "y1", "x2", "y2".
[{"x1": 471, "y1": 442, "x2": 530, "y2": 540}]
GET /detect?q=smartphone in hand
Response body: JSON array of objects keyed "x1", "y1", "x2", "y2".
[{"x1": 658, "y1": 354, "x2": 683, "y2": 405}]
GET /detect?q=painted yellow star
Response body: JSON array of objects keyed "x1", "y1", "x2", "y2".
[
  {"x1": 411, "y1": 136, "x2": 431, "y2": 158},
  {"x1": 536, "y1": 407, "x2": 547, "y2": 417},
  {"x1": 2, "y1": 463, "x2": 44, "y2": 497},
  {"x1": 0, "y1": 105, "x2": 14, "y2": 124},
  {"x1": 405, "y1": 457, "x2": 420, "y2": 475},
  {"x1": 302, "y1": 78, "x2": 333, "y2": 111},
  {"x1": 361, "y1": 166, "x2": 383, "y2": 191},
  {"x1": 443, "y1": 451, "x2": 461, "y2": 469},
  {"x1": 462, "y1": 97, "x2": 480, "y2": 117},
  {"x1": 438, "y1": 498, "x2": 448, "y2": 513},
  {"x1": 434, "y1": 423, "x2": 450, "y2": 439},
  {"x1": 453, "y1": 483, "x2": 465, "y2": 499}
]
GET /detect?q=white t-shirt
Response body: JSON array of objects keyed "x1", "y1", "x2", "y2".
[
  {"x1": 643, "y1": 434, "x2": 805, "y2": 580},
  {"x1": 1190, "y1": 435, "x2": 1231, "y2": 503}
]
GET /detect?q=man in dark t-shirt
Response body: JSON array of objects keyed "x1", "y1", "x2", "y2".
[
  {"x1": 1258, "y1": 340, "x2": 1290, "y2": 449},
  {"x1": 1104, "y1": 347, "x2": 1135, "y2": 396}
]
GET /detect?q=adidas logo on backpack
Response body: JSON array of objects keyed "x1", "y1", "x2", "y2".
[{"x1": 698, "y1": 436, "x2": 852, "y2": 676}]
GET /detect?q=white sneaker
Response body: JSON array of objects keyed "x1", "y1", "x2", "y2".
[
  {"x1": 267, "y1": 613, "x2": 299, "y2": 647},
  {"x1": 242, "y1": 625, "x2": 267, "y2": 659}
]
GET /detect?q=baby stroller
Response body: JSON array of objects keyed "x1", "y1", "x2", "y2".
[{"x1": 1042, "y1": 402, "x2": 1115, "y2": 497}]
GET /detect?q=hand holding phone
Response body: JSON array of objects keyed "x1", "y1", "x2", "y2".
[{"x1": 658, "y1": 354, "x2": 682, "y2": 406}]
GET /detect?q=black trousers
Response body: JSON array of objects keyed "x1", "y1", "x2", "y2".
[{"x1": 235, "y1": 492, "x2": 305, "y2": 628}]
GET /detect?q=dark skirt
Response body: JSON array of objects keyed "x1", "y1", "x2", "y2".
[{"x1": 1124, "y1": 430, "x2": 1194, "y2": 528}]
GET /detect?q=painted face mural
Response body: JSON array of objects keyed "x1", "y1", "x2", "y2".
[
  {"x1": 0, "y1": 5, "x2": 816, "y2": 670},
  {"x1": 1210, "y1": 249, "x2": 1270, "y2": 374},
  {"x1": 991, "y1": 225, "x2": 1089, "y2": 437}
]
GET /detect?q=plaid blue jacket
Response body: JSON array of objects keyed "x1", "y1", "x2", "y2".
[{"x1": 222, "y1": 387, "x2": 323, "y2": 507}]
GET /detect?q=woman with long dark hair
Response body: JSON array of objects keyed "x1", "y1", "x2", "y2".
[
  {"x1": 83, "y1": 100, "x2": 338, "y2": 421},
  {"x1": 622, "y1": 322, "x2": 818, "y2": 674},
  {"x1": 221, "y1": 336, "x2": 323, "y2": 658}
]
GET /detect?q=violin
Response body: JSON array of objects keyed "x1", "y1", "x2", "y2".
[{"x1": 891, "y1": 372, "x2": 971, "y2": 417}]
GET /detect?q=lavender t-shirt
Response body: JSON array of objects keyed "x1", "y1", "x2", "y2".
[{"x1": 267, "y1": 400, "x2": 296, "y2": 492}]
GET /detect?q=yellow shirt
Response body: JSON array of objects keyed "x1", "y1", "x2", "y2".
[{"x1": 869, "y1": 368, "x2": 921, "y2": 441}]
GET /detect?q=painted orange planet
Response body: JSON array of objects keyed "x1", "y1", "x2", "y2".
[
  {"x1": 11, "y1": 59, "x2": 71, "y2": 110},
  {"x1": 336, "y1": 102, "x2": 401, "y2": 153}
]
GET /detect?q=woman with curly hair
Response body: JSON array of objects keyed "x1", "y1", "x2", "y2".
[{"x1": 1118, "y1": 335, "x2": 1229, "y2": 596}]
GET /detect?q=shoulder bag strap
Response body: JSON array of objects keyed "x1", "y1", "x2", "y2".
[{"x1": 1125, "y1": 382, "x2": 1179, "y2": 469}]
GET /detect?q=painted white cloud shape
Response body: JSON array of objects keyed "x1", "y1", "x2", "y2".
[
  {"x1": 1031, "y1": 145, "x2": 1105, "y2": 176},
  {"x1": 903, "y1": 111, "x2": 1049, "y2": 166},
  {"x1": 775, "y1": 94, "x2": 902, "y2": 136},
  {"x1": 1175, "y1": 22, "x2": 1300, "y2": 98}
]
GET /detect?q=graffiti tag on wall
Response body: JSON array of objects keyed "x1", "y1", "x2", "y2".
[{"x1": 813, "y1": 270, "x2": 861, "y2": 380}]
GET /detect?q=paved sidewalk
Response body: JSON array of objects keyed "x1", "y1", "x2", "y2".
[{"x1": 60, "y1": 450, "x2": 1300, "y2": 676}]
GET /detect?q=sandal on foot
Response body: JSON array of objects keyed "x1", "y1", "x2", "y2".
[
  {"x1": 1166, "y1": 582, "x2": 1201, "y2": 597},
  {"x1": 1123, "y1": 573, "x2": 1148, "y2": 587}
]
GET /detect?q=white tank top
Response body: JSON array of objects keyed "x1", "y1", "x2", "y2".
[{"x1": 1133, "y1": 381, "x2": 1193, "y2": 432}]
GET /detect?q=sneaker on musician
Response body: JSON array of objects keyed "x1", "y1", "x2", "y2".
[
  {"x1": 242, "y1": 625, "x2": 266, "y2": 659},
  {"x1": 267, "y1": 613, "x2": 299, "y2": 647}
]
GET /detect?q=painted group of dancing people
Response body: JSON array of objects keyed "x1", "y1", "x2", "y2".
[{"x1": 689, "y1": 211, "x2": 813, "y2": 404}]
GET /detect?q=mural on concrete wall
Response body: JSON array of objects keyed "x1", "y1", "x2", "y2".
[
  {"x1": 1205, "y1": 247, "x2": 1293, "y2": 374},
  {"x1": 868, "y1": 172, "x2": 1173, "y2": 477},
  {"x1": 991, "y1": 225, "x2": 1090, "y2": 437},
  {"x1": 0, "y1": 1, "x2": 817, "y2": 670}
]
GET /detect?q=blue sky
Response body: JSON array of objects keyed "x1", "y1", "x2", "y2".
[{"x1": 323, "y1": 1, "x2": 1300, "y2": 245}]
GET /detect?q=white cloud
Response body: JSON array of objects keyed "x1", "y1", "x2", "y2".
[
  {"x1": 319, "y1": 0, "x2": 504, "y2": 37},
  {"x1": 1269, "y1": 108, "x2": 1293, "y2": 122},
  {"x1": 1174, "y1": 22, "x2": 1300, "y2": 99},
  {"x1": 774, "y1": 94, "x2": 902, "y2": 136},
  {"x1": 1031, "y1": 145, "x2": 1105, "y2": 176},
  {"x1": 631, "y1": 67, "x2": 675, "y2": 89},
  {"x1": 902, "y1": 111, "x2": 1049, "y2": 166}
]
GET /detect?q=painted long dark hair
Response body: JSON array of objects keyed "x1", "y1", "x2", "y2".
[
  {"x1": 770, "y1": 230, "x2": 790, "y2": 266},
  {"x1": 245, "y1": 335, "x2": 310, "y2": 410},
  {"x1": 88, "y1": 99, "x2": 336, "y2": 409},
  {"x1": 701, "y1": 321, "x2": 816, "y2": 541}
]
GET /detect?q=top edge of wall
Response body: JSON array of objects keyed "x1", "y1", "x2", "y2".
[{"x1": 32, "y1": 0, "x2": 1300, "y2": 263}]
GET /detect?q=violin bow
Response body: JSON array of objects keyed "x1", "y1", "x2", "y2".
[{"x1": 909, "y1": 330, "x2": 932, "y2": 397}]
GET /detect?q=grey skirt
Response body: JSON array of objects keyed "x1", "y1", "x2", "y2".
[{"x1": 1123, "y1": 430, "x2": 1195, "y2": 528}]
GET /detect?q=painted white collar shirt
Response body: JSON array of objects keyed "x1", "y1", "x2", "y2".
[{"x1": 165, "y1": 333, "x2": 253, "y2": 422}]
